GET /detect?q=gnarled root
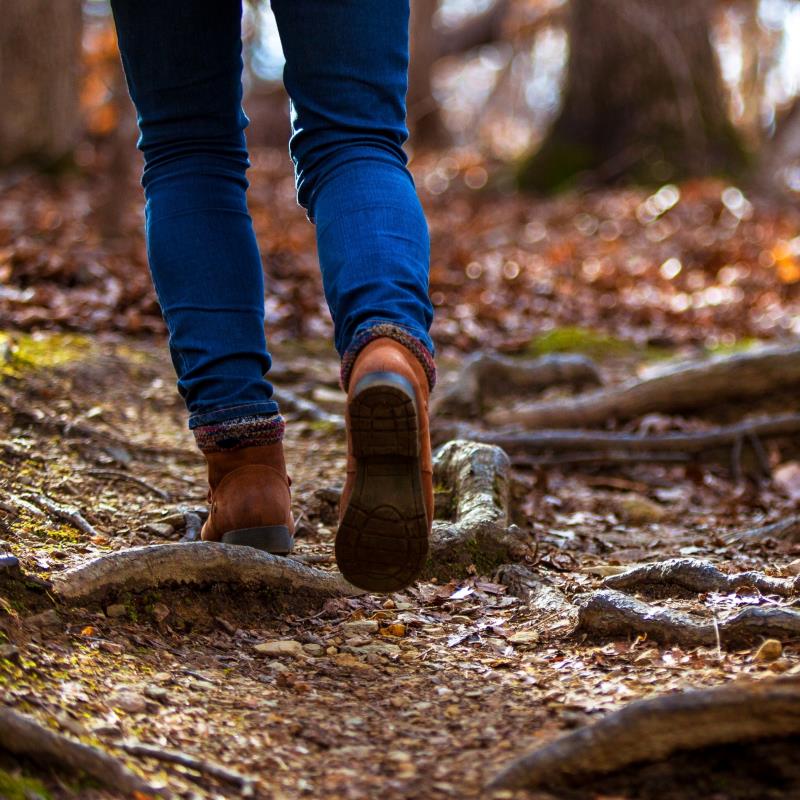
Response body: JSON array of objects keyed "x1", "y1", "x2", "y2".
[
  {"x1": 602, "y1": 558, "x2": 799, "y2": 598},
  {"x1": 487, "y1": 676, "x2": 800, "y2": 791},
  {"x1": 577, "y1": 589, "x2": 800, "y2": 647},
  {"x1": 50, "y1": 541, "x2": 361, "y2": 604},
  {"x1": 424, "y1": 440, "x2": 531, "y2": 580}
]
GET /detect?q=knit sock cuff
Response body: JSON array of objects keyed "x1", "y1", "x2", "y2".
[
  {"x1": 340, "y1": 324, "x2": 436, "y2": 392},
  {"x1": 193, "y1": 413, "x2": 285, "y2": 453}
]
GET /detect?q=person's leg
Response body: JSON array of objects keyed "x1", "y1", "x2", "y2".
[
  {"x1": 271, "y1": 0, "x2": 435, "y2": 590},
  {"x1": 110, "y1": 0, "x2": 281, "y2": 439},
  {"x1": 111, "y1": 0, "x2": 292, "y2": 552},
  {"x1": 270, "y1": 0, "x2": 435, "y2": 385}
]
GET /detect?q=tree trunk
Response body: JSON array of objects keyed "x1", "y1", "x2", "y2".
[
  {"x1": 0, "y1": 0, "x2": 83, "y2": 168},
  {"x1": 518, "y1": 0, "x2": 746, "y2": 192},
  {"x1": 408, "y1": 0, "x2": 450, "y2": 148}
]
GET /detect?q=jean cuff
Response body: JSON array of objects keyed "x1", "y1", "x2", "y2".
[
  {"x1": 340, "y1": 322, "x2": 436, "y2": 392},
  {"x1": 192, "y1": 412, "x2": 285, "y2": 454}
]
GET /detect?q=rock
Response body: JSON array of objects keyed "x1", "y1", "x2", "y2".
[
  {"x1": 150, "y1": 602, "x2": 170, "y2": 623},
  {"x1": 0, "y1": 553, "x2": 19, "y2": 572},
  {"x1": 615, "y1": 493, "x2": 667, "y2": 524},
  {"x1": 342, "y1": 619, "x2": 379, "y2": 635},
  {"x1": 152, "y1": 672, "x2": 172, "y2": 683},
  {"x1": 787, "y1": 559, "x2": 800, "y2": 576},
  {"x1": 0, "y1": 644, "x2": 20, "y2": 663},
  {"x1": 144, "y1": 522, "x2": 175, "y2": 538},
  {"x1": 105, "y1": 603, "x2": 127, "y2": 619},
  {"x1": 253, "y1": 640, "x2": 305, "y2": 659},
  {"x1": 27, "y1": 609, "x2": 60, "y2": 629},
  {"x1": 344, "y1": 642, "x2": 401, "y2": 658},
  {"x1": 755, "y1": 639, "x2": 783, "y2": 662},
  {"x1": 144, "y1": 685, "x2": 170, "y2": 704},
  {"x1": 302, "y1": 643, "x2": 325, "y2": 657},
  {"x1": 108, "y1": 690, "x2": 147, "y2": 714},
  {"x1": 99, "y1": 641, "x2": 124, "y2": 655},
  {"x1": 508, "y1": 630, "x2": 539, "y2": 647}
]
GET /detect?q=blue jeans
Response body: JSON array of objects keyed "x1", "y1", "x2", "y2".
[{"x1": 110, "y1": 0, "x2": 434, "y2": 430}]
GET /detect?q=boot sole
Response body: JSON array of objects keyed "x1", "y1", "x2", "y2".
[
  {"x1": 336, "y1": 371, "x2": 428, "y2": 593},
  {"x1": 221, "y1": 526, "x2": 293, "y2": 555}
]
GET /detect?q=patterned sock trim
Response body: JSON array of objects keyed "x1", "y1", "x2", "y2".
[
  {"x1": 340, "y1": 324, "x2": 436, "y2": 392},
  {"x1": 193, "y1": 413, "x2": 285, "y2": 453}
]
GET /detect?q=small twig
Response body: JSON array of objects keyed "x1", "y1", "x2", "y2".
[
  {"x1": 289, "y1": 553, "x2": 335, "y2": 565},
  {"x1": 81, "y1": 469, "x2": 171, "y2": 500},
  {"x1": 726, "y1": 515, "x2": 800, "y2": 544},
  {"x1": 23, "y1": 494, "x2": 100, "y2": 538},
  {"x1": 123, "y1": 740, "x2": 255, "y2": 795}
]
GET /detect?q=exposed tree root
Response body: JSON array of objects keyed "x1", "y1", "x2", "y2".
[
  {"x1": 432, "y1": 415, "x2": 800, "y2": 476},
  {"x1": 487, "y1": 676, "x2": 800, "y2": 791},
  {"x1": 577, "y1": 589, "x2": 800, "y2": 647},
  {"x1": 495, "y1": 564, "x2": 578, "y2": 635},
  {"x1": 486, "y1": 344, "x2": 800, "y2": 428},
  {"x1": 602, "y1": 558, "x2": 799, "y2": 598},
  {"x1": 726, "y1": 515, "x2": 800, "y2": 544},
  {"x1": 0, "y1": 707, "x2": 156, "y2": 796},
  {"x1": 432, "y1": 352, "x2": 601, "y2": 417},
  {"x1": 424, "y1": 440, "x2": 531, "y2": 580},
  {"x1": 50, "y1": 542, "x2": 361, "y2": 604}
]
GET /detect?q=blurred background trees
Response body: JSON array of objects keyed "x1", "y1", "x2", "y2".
[
  {"x1": 5, "y1": 0, "x2": 800, "y2": 195},
  {"x1": 0, "y1": 0, "x2": 83, "y2": 168}
]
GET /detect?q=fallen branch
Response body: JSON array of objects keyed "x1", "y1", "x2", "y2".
[
  {"x1": 487, "y1": 676, "x2": 800, "y2": 791},
  {"x1": 0, "y1": 706, "x2": 155, "y2": 796},
  {"x1": 123, "y1": 740, "x2": 254, "y2": 795},
  {"x1": 425, "y1": 440, "x2": 531, "y2": 580},
  {"x1": 432, "y1": 352, "x2": 601, "y2": 418},
  {"x1": 602, "y1": 558, "x2": 800, "y2": 598},
  {"x1": 577, "y1": 589, "x2": 800, "y2": 647},
  {"x1": 486, "y1": 344, "x2": 800, "y2": 428},
  {"x1": 432, "y1": 414, "x2": 800, "y2": 474},
  {"x1": 51, "y1": 542, "x2": 361, "y2": 604}
]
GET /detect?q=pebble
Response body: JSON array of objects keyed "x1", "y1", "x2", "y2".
[
  {"x1": 0, "y1": 553, "x2": 19, "y2": 572},
  {"x1": 144, "y1": 684, "x2": 170, "y2": 703},
  {"x1": 108, "y1": 690, "x2": 147, "y2": 714},
  {"x1": 253, "y1": 640, "x2": 305, "y2": 658},
  {"x1": 755, "y1": 639, "x2": 783, "y2": 662},
  {"x1": 302, "y1": 643, "x2": 325, "y2": 656},
  {"x1": 0, "y1": 644, "x2": 20, "y2": 663},
  {"x1": 150, "y1": 602, "x2": 170, "y2": 623},
  {"x1": 342, "y1": 620, "x2": 379, "y2": 635},
  {"x1": 616, "y1": 493, "x2": 666, "y2": 524},
  {"x1": 105, "y1": 603, "x2": 127, "y2": 619},
  {"x1": 345, "y1": 642, "x2": 401, "y2": 657},
  {"x1": 145, "y1": 522, "x2": 175, "y2": 538},
  {"x1": 787, "y1": 559, "x2": 800, "y2": 576},
  {"x1": 152, "y1": 672, "x2": 172, "y2": 683},
  {"x1": 509, "y1": 630, "x2": 539, "y2": 646}
]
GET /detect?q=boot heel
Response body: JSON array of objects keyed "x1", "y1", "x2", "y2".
[{"x1": 222, "y1": 525, "x2": 293, "y2": 555}]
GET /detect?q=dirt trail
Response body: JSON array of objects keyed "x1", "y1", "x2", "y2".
[{"x1": 1, "y1": 333, "x2": 800, "y2": 799}]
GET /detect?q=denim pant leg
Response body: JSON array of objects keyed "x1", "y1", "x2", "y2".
[
  {"x1": 271, "y1": 0, "x2": 435, "y2": 365},
  {"x1": 110, "y1": 0, "x2": 278, "y2": 429}
]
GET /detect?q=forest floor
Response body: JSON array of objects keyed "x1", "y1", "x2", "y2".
[{"x1": 2, "y1": 150, "x2": 800, "y2": 799}]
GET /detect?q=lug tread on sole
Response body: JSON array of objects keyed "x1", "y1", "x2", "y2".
[{"x1": 337, "y1": 381, "x2": 428, "y2": 593}]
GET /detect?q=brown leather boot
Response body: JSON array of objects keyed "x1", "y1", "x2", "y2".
[
  {"x1": 201, "y1": 442, "x2": 294, "y2": 554},
  {"x1": 337, "y1": 338, "x2": 433, "y2": 592}
]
